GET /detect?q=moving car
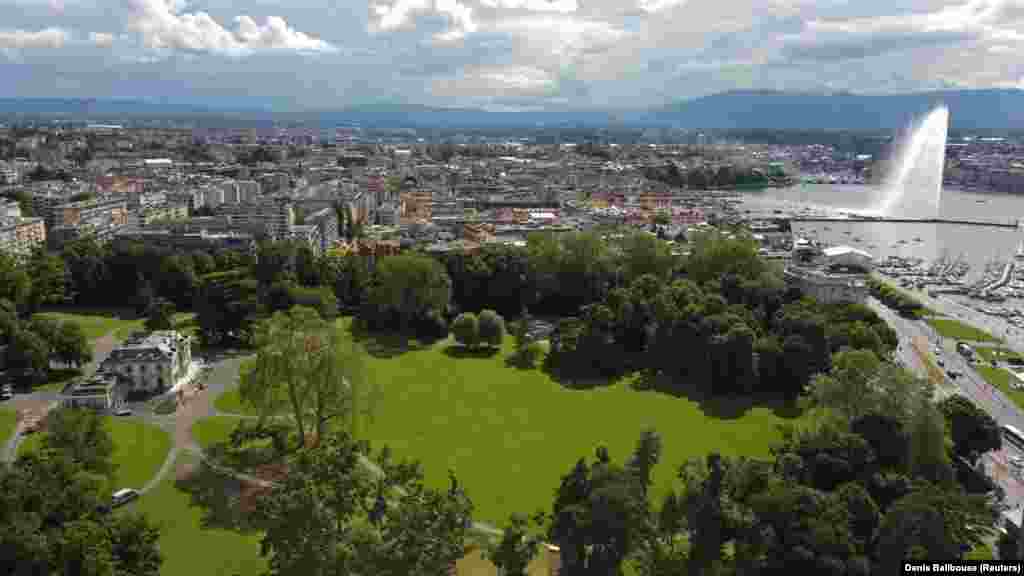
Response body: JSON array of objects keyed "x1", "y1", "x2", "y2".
[{"x1": 111, "y1": 488, "x2": 139, "y2": 508}]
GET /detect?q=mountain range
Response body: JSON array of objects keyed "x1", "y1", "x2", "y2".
[{"x1": 4, "y1": 89, "x2": 1024, "y2": 130}]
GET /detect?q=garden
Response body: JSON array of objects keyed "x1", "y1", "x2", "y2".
[
  {"x1": 198, "y1": 330, "x2": 801, "y2": 526},
  {"x1": 18, "y1": 414, "x2": 171, "y2": 489},
  {"x1": 927, "y1": 317, "x2": 1002, "y2": 343}
]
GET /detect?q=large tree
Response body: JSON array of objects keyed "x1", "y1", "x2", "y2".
[
  {"x1": 0, "y1": 432, "x2": 162, "y2": 576},
  {"x1": 42, "y1": 408, "x2": 117, "y2": 479},
  {"x1": 25, "y1": 248, "x2": 67, "y2": 312},
  {"x1": 252, "y1": 431, "x2": 473, "y2": 576},
  {"x1": 939, "y1": 395, "x2": 1002, "y2": 464},
  {"x1": 363, "y1": 253, "x2": 451, "y2": 335},
  {"x1": 240, "y1": 306, "x2": 374, "y2": 446},
  {"x1": 53, "y1": 320, "x2": 92, "y2": 368}
]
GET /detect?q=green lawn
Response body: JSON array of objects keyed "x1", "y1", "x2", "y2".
[
  {"x1": 964, "y1": 544, "x2": 994, "y2": 560},
  {"x1": 17, "y1": 415, "x2": 171, "y2": 489},
  {"x1": 131, "y1": 452, "x2": 267, "y2": 576},
  {"x1": 0, "y1": 408, "x2": 17, "y2": 447},
  {"x1": 926, "y1": 318, "x2": 1001, "y2": 343},
  {"x1": 192, "y1": 416, "x2": 246, "y2": 449},
  {"x1": 207, "y1": 333, "x2": 799, "y2": 525},
  {"x1": 975, "y1": 346, "x2": 1024, "y2": 364},
  {"x1": 34, "y1": 309, "x2": 143, "y2": 340},
  {"x1": 975, "y1": 365, "x2": 1024, "y2": 412}
]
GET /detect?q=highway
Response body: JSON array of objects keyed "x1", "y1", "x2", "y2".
[{"x1": 866, "y1": 297, "x2": 1024, "y2": 508}]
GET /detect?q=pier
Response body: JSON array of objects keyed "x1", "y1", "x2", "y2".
[{"x1": 790, "y1": 217, "x2": 1019, "y2": 228}]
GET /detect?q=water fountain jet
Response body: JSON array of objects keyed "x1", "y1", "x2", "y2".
[{"x1": 872, "y1": 105, "x2": 949, "y2": 218}]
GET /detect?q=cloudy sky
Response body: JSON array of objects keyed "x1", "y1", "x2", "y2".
[{"x1": 2, "y1": 0, "x2": 1024, "y2": 110}]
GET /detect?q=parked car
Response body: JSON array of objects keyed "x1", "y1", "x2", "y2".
[
  {"x1": 111, "y1": 488, "x2": 139, "y2": 508},
  {"x1": 114, "y1": 408, "x2": 132, "y2": 417},
  {"x1": 947, "y1": 369, "x2": 959, "y2": 379},
  {"x1": 937, "y1": 359, "x2": 945, "y2": 367}
]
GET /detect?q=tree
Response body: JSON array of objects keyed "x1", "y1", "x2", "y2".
[
  {"x1": 488, "y1": 513, "x2": 542, "y2": 576},
  {"x1": 240, "y1": 306, "x2": 375, "y2": 447},
  {"x1": 363, "y1": 254, "x2": 451, "y2": 336},
  {"x1": 25, "y1": 248, "x2": 67, "y2": 312},
  {"x1": 0, "y1": 251, "x2": 31, "y2": 312},
  {"x1": 939, "y1": 395, "x2": 1002, "y2": 464},
  {"x1": 43, "y1": 408, "x2": 117, "y2": 479},
  {"x1": 252, "y1": 430, "x2": 473, "y2": 576},
  {"x1": 550, "y1": 441, "x2": 655, "y2": 576},
  {"x1": 451, "y1": 312, "x2": 480, "y2": 349},
  {"x1": 143, "y1": 298, "x2": 175, "y2": 332},
  {"x1": 477, "y1": 309, "x2": 505, "y2": 349},
  {"x1": 0, "y1": 447, "x2": 163, "y2": 576},
  {"x1": 7, "y1": 327, "x2": 51, "y2": 385},
  {"x1": 619, "y1": 232, "x2": 675, "y2": 284},
  {"x1": 53, "y1": 321, "x2": 92, "y2": 368},
  {"x1": 810, "y1": 348, "x2": 884, "y2": 424}
]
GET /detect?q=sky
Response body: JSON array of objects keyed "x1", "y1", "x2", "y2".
[{"x1": 2, "y1": 0, "x2": 1024, "y2": 111}]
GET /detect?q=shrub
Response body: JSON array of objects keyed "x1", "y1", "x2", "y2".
[
  {"x1": 477, "y1": 309, "x2": 506, "y2": 349},
  {"x1": 452, "y1": 312, "x2": 480, "y2": 349}
]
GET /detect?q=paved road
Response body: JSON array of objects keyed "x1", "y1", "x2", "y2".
[{"x1": 867, "y1": 297, "x2": 1024, "y2": 508}]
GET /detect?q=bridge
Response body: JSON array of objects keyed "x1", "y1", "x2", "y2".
[{"x1": 790, "y1": 217, "x2": 1020, "y2": 229}]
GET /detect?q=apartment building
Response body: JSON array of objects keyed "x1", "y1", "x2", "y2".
[
  {"x1": 114, "y1": 227, "x2": 256, "y2": 253},
  {"x1": 304, "y1": 206, "x2": 339, "y2": 253},
  {"x1": 135, "y1": 202, "x2": 189, "y2": 227},
  {"x1": 48, "y1": 197, "x2": 129, "y2": 247},
  {"x1": 0, "y1": 200, "x2": 46, "y2": 257},
  {"x1": 216, "y1": 196, "x2": 295, "y2": 241}
]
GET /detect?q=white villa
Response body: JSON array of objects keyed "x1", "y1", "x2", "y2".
[
  {"x1": 59, "y1": 371, "x2": 129, "y2": 411},
  {"x1": 98, "y1": 330, "x2": 193, "y2": 394}
]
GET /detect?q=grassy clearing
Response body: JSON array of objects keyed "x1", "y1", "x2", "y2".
[
  {"x1": 34, "y1": 309, "x2": 142, "y2": 340},
  {"x1": 926, "y1": 318, "x2": 1001, "y2": 343},
  {"x1": 964, "y1": 544, "x2": 994, "y2": 560},
  {"x1": 975, "y1": 365, "x2": 1024, "y2": 412},
  {"x1": 975, "y1": 346, "x2": 1024, "y2": 364},
  {"x1": 17, "y1": 415, "x2": 171, "y2": 489},
  {"x1": 0, "y1": 408, "x2": 17, "y2": 446},
  {"x1": 209, "y1": 329, "x2": 799, "y2": 525},
  {"x1": 130, "y1": 452, "x2": 268, "y2": 576},
  {"x1": 192, "y1": 416, "x2": 246, "y2": 450}
]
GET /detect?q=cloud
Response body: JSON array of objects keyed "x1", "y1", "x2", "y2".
[
  {"x1": 479, "y1": 0, "x2": 578, "y2": 12},
  {"x1": 372, "y1": 0, "x2": 477, "y2": 40},
  {"x1": 125, "y1": 0, "x2": 337, "y2": 56},
  {"x1": 89, "y1": 31, "x2": 114, "y2": 47},
  {"x1": 0, "y1": 27, "x2": 68, "y2": 49}
]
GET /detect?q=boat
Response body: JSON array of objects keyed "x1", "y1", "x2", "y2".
[
  {"x1": 913, "y1": 237, "x2": 922, "y2": 242},
  {"x1": 852, "y1": 236, "x2": 862, "y2": 242},
  {"x1": 977, "y1": 199, "x2": 988, "y2": 203}
]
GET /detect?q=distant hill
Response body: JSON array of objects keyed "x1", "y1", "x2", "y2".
[
  {"x1": 658, "y1": 89, "x2": 1024, "y2": 130},
  {"x1": 3, "y1": 90, "x2": 1024, "y2": 129}
]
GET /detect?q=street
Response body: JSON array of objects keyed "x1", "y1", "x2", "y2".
[{"x1": 867, "y1": 296, "x2": 1024, "y2": 508}]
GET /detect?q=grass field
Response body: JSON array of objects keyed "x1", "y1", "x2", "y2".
[
  {"x1": 926, "y1": 318, "x2": 1001, "y2": 343},
  {"x1": 0, "y1": 408, "x2": 16, "y2": 447},
  {"x1": 206, "y1": 332, "x2": 799, "y2": 525},
  {"x1": 17, "y1": 415, "x2": 171, "y2": 489},
  {"x1": 975, "y1": 346, "x2": 1024, "y2": 364},
  {"x1": 34, "y1": 309, "x2": 143, "y2": 340},
  {"x1": 130, "y1": 452, "x2": 268, "y2": 576},
  {"x1": 974, "y1": 365, "x2": 1024, "y2": 412}
]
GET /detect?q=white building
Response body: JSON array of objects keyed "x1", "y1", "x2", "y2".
[
  {"x1": 59, "y1": 371, "x2": 129, "y2": 412},
  {"x1": 99, "y1": 331, "x2": 193, "y2": 394}
]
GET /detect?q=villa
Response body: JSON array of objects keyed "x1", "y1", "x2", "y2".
[
  {"x1": 98, "y1": 330, "x2": 194, "y2": 394},
  {"x1": 59, "y1": 371, "x2": 129, "y2": 412}
]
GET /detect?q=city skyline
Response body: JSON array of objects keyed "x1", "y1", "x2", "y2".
[{"x1": 3, "y1": 0, "x2": 1024, "y2": 111}]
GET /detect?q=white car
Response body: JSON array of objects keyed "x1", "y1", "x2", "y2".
[
  {"x1": 111, "y1": 488, "x2": 139, "y2": 508},
  {"x1": 114, "y1": 408, "x2": 132, "y2": 417}
]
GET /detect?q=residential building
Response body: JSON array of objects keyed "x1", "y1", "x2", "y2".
[
  {"x1": 99, "y1": 330, "x2": 193, "y2": 394},
  {"x1": 0, "y1": 200, "x2": 46, "y2": 256},
  {"x1": 114, "y1": 227, "x2": 256, "y2": 253},
  {"x1": 304, "y1": 206, "x2": 339, "y2": 253},
  {"x1": 135, "y1": 202, "x2": 188, "y2": 227},
  {"x1": 58, "y1": 371, "x2": 129, "y2": 412},
  {"x1": 216, "y1": 196, "x2": 295, "y2": 241},
  {"x1": 291, "y1": 224, "x2": 323, "y2": 255}
]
